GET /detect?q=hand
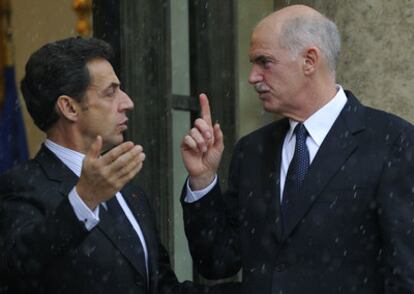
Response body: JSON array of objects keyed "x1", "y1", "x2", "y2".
[
  {"x1": 76, "y1": 136, "x2": 146, "y2": 210},
  {"x1": 181, "y1": 94, "x2": 224, "y2": 190}
]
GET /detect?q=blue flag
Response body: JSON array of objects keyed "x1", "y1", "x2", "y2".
[{"x1": 0, "y1": 66, "x2": 29, "y2": 173}]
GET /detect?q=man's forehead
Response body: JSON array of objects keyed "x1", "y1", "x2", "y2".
[
  {"x1": 86, "y1": 59, "x2": 119, "y2": 86},
  {"x1": 251, "y1": 20, "x2": 281, "y2": 45},
  {"x1": 249, "y1": 27, "x2": 279, "y2": 55},
  {"x1": 253, "y1": 19, "x2": 279, "y2": 37}
]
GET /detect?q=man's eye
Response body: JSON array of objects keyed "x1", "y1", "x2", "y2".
[
  {"x1": 260, "y1": 59, "x2": 267, "y2": 64},
  {"x1": 106, "y1": 88, "x2": 116, "y2": 96},
  {"x1": 257, "y1": 58, "x2": 270, "y2": 67}
]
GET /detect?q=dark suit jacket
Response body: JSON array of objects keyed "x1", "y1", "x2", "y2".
[
  {"x1": 182, "y1": 92, "x2": 414, "y2": 294},
  {"x1": 0, "y1": 145, "x2": 238, "y2": 294}
]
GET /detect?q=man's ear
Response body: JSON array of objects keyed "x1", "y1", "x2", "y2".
[
  {"x1": 302, "y1": 46, "x2": 320, "y2": 75},
  {"x1": 56, "y1": 95, "x2": 80, "y2": 122}
]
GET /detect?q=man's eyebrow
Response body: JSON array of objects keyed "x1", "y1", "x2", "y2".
[
  {"x1": 250, "y1": 55, "x2": 270, "y2": 63},
  {"x1": 104, "y1": 82, "x2": 121, "y2": 90},
  {"x1": 95, "y1": 82, "x2": 120, "y2": 95}
]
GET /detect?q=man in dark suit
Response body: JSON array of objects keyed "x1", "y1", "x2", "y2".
[
  {"x1": 180, "y1": 5, "x2": 414, "y2": 294},
  {"x1": 0, "y1": 37, "x2": 238, "y2": 294}
]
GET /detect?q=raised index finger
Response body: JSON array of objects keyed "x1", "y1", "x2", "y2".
[{"x1": 199, "y1": 93, "x2": 213, "y2": 128}]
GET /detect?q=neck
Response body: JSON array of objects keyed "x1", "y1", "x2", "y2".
[
  {"x1": 46, "y1": 123, "x2": 88, "y2": 153},
  {"x1": 290, "y1": 76, "x2": 337, "y2": 122}
]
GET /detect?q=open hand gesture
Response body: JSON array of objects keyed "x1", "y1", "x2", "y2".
[{"x1": 76, "y1": 136, "x2": 146, "y2": 209}]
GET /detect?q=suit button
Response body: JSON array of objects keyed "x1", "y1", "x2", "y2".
[{"x1": 274, "y1": 263, "x2": 288, "y2": 272}]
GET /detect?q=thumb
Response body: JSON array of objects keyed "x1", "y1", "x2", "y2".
[
  {"x1": 87, "y1": 136, "x2": 103, "y2": 159},
  {"x1": 213, "y1": 123, "x2": 224, "y2": 152}
]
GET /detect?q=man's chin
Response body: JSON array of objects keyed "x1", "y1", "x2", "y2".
[
  {"x1": 261, "y1": 101, "x2": 277, "y2": 112},
  {"x1": 101, "y1": 135, "x2": 125, "y2": 152}
]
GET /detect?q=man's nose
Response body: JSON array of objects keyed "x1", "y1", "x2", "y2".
[
  {"x1": 120, "y1": 90, "x2": 134, "y2": 110},
  {"x1": 248, "y1": 65, "x2": 263, "y2": 84}
]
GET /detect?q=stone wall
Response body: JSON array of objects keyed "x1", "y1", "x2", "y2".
[{"x1": 275, "y1": 0, "x2": 414, "y2": 122}]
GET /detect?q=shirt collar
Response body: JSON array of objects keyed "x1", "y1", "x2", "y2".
[
  {"x1": 44, "y1": 139, "x2": 85, "y2": 177},
  {"x1": 286, "y1": 85, "x2": 348, "y2": 146}
]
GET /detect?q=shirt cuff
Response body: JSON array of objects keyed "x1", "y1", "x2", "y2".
[
  {"x1": 184, "y1": 175, "x2": 218, "y2": 203},
  {"x1": 68, "y1": 187, "x2": 100, "y2": 231}
]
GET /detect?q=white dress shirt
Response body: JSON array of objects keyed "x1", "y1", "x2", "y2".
[
  {"x1": 279, "y1": 85, "x2": 347, "y2": 200},
  {"x1": 185, "y1": 85, "x2": 348, "y2": 203},
  {"x1": 44, "y1": 139, "x2": 148, "y2": 269}
]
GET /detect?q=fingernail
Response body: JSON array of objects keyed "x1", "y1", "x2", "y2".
[{"x1": 206, "y1": 132, "x2": 211, "y2": 139}]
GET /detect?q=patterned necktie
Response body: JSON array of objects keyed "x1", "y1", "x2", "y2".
[{"x1": 284, "y1": 123, "x2": 310, "y2": 197}]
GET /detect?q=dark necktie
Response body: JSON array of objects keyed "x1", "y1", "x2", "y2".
[
  {"x1": 283, "y1": 123, "x2": 310, "y2": 199},
  {"x1": 106, "y1": 197, "x2": 147, "y2": 283}
]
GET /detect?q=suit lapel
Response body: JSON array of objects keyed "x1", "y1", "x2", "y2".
[
  {"x1": 282, "y1": 93, "x2": 365, "y2": 240},
  {"x1": 35, "y1": 145, "x2": 78, "y2": 197},
  {"x1": 97, "y1": 185, "x2": 153, "y2": 283},
  {"x1": 37, "y1": 145, "x2": 150, "y2": 282},
  {"x1": 98, "y1": 205, "x2": 148, "y2": 281},
  {"x1": 263, "y1": 119, "x2": 289, "y2": 242},
  {"x1": 122, "y1": 184, "x2": 158, "y2": 279},
  {"x1": 122, "y1": 185, "x2": 159, "y2": 293}
]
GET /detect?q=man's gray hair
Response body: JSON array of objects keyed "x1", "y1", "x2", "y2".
[{"x1": 279, "y1": 14, "x2": 341, "y2": 74}]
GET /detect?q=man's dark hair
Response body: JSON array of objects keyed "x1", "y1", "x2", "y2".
[{"x1": 21, "y1": 37, "x2": 114, "y2": 131}]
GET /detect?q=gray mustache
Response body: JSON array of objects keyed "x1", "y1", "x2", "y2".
[{"x1": 254, "y1": 83, "x2": 269, "y2": 93}]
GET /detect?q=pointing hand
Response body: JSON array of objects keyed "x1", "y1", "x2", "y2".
[{"x1": 181, "y1": 94, "x2": 224, "y2": 190}]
